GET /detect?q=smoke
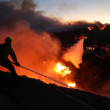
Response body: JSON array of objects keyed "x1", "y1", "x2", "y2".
[
  {"x1": 21, "y1": 0, "x2": 37, "y2": 12},
  {"x1": 58, "y1": 2, "x2": 77, "y2": 12},
  {"x1": 0, "y1": 0, "x2": 106, "y2": 33},
  {"x1": 62, "y1": 39, "x2": 84, "y2": 68}
]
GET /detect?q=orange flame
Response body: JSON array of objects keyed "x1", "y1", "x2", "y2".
[
  {"x1": 88, "y1": 27, "x2": 93, "y2": 31},
  {"x1": 68, "y1": 82, "x2": 76, "y2": 88},
  {"x1": 54, "y1": 62, "x2": 71, "y2": 77},
  {"x1": 47, "y1": 62, "x2": 76, "y2": 88},
  {"x1": 98, "y1": 25, "x2": 106, "y2": 30}
]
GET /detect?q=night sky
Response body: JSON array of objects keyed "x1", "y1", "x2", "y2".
[
  {"x1": 34, "y1": 0, "x2": 110, "y2": 24},
  {"x1": 0, "y1": 0, "x2": 109, "y2": 33}
]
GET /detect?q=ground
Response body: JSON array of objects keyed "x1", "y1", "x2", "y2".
[{"x1": 0, "y1": 71, "x2": 110, "y2": 110}]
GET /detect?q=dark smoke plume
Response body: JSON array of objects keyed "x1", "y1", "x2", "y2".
[{"x1": 0, "y1": 0, "x2": 105, "y2": 33}]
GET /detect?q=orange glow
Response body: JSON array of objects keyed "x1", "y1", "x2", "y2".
[
  {"x1": 68, "y1": 82, "x2": 76, "y2": 88},
  {"x1": 88, "y1": 27, "x2": 93, "y2": 31},
  {"x1": 46, "y1": 62, "x2": 76, "y2": 87},
  {"x1": 54, "y1": 62, "x2": 71, "y2": 77},
  {"x1": 98, "y1": 25, "x2": 106, "y2": 30},
  {"x1": 0, "y1": 21, "x2": 76, "y2": 88}
]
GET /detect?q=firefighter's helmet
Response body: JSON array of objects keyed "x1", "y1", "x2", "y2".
[{"x1": 5, "y1": 37, "x2": 12, "y2": 43}]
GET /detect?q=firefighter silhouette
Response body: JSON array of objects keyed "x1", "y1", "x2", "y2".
[{"x1": 0, "y1": 37, "x2": 20, "y2": 79}]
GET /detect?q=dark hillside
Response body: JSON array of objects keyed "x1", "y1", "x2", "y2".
[
  {"x1": 51, "y1": 25, "x2": 110, "y2": 100},
  {"x1": 0, "y1": 71, "x2": 110, "y2": 110},
  {"x1": 51, "y1": 25, "x2": 110, "y2": 47},
  {"x1": 51, "y1": 27, "x2": 90, "y2": 47},
  {"x1": 85, "y1": 25, "x2": 110, "y2": 45},
  {"x1": 0, "y1": 71, "x2": 94, "y2": 110},
  {"x1": 76, "y1": 54, "x2": 110, "y2": 93},
  {"x1": 51, "y1": 84, "x2": 110, "y2": 110}
]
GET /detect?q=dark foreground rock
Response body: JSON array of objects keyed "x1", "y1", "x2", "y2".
[
  {"x1": 50, "y1": 84, "x2": 110, "y2": 110},
  {"x1": 0, "y1": 71, "x2": 110, "y2": 110}
]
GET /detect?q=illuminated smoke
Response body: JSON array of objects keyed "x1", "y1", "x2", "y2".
[
  {"x1": 62, "y1": 39, "x2": 84, "y2": 68},
  {"x1": 0, "y1": 21, "x2": 61, "y2": 78},
  {"x1": 0, "y1": 21, "x2": 77, "y2": 87},
  {"x1": 0, "y1": 20, "x2": 78, "y2": 88}
]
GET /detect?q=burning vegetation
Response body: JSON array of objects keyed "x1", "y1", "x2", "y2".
[
  {"x1": 48, "y1": 62, "x2": 76, "y2": 87},
  {"x1": 53, "y1": 62, "x2": 71, "y2": 77},
  {"x1": 98, "y1": 25, "x2": 106, "y2": 30},
  {"x1": 88, "y1": 26, "x2": 94, "y2": 31},
  {"x1": 88, "y1": 25, "x2": 106, "y2": 31}
]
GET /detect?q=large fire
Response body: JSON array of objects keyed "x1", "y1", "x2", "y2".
[
  {"x1": 47, "y1": 62, "x2": 76, "y2": 88},
  {"x1": 53, "y1": 62, "x2": 76, "y2": 88},
  {"x1": 68, "y1": 82, "x2": 76, "y2": 88},
  {"x1": 56, "y1": 63, "x2": 76, "y2": 88},
  {"x1": 54, "y1": 62, "x2": 71, "y2": 77}
]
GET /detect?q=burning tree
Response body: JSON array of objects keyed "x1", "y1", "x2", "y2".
[
  {"x1": 88, "y1": 27, "x2": 94, "y2": 31},
  {"x1": 98, "y1": 25, "x2": 106, "y2": 30}
]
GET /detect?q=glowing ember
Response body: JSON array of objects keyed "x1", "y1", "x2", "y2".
[
  {"x1": 54, "y1": 62, "x2": 71, "y2": 77},
  {"x1": 68, "y1": 82, "x2": 76, "y2": 88},
  {"x1": 98, "y1": 25, "x2": 106, "y2": 30},
  {"x1": 88, "y1": 27, "x2": 93, "y2": 31}
]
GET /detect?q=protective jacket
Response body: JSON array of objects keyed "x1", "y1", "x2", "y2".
[{"x1": 0, "y1": 43, "x2": 17, "y2": 63}]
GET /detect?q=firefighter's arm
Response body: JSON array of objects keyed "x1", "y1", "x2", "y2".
[{"x1": 10, "y1": 47, "x2": 20, "y2": 66}]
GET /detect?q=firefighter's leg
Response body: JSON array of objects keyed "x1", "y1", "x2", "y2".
[{"x1": 0, "y1": 59, "x2": 18, "y2": 79}]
